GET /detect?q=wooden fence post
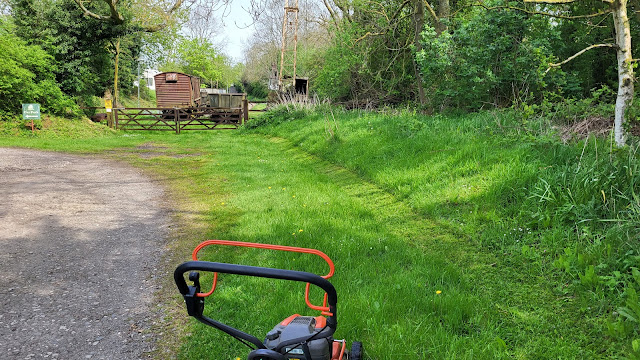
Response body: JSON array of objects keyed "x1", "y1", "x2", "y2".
[
  {"x1": 107, "y1": 111, "x2": 113, "y2": 128},
  {"x1": 175, "y1": 108, "x2": 180, "y2": 134},
  {"x1": 243, "y1": 99, "x2": 249, "y2": 125}
]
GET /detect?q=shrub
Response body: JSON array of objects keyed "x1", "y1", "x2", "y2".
[
  {"x1": 0, "y1": 18, "x2": 79, "y2": 117},
  {"x1": 244, "y1": 81, "x2": 269, "y2": 100},
  {"x1": 416, "y1": 8, "x2": 558, "y2": 111}
]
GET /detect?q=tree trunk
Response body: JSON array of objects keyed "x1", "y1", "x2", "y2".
[
  {"x1": 612, "y1": 0, "x2": 632, "y2": 147},
  {"x1": 436, "y1": 0, "x2": 450, "y2": 34},
  {"x1": 413, "y1": 0, "x2": 427, "y2": 105},
  {"x1": 113, "y1": 38, "x2": 120, "y2": 108}
]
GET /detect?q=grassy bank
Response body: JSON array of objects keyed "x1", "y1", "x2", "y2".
[
  {"x1": 0, "y1": 114, "x2": 115, "y2": 139},
  {"x1": 1, "y1": 107, "x2": 638, "y2": 358},
  {"x1": 243, "y1": 105, "x2": 640, "y2": 358}
]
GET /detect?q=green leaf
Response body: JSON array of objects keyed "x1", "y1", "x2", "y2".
[
  {"x1": 617, "y1": 307, "x2": 638, "y2": 323},
  {"x1": 494, "y1": 336, "x2": 507, "y2": 351}
]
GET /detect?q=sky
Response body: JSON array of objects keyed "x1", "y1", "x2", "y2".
[{"x1": 217, "y1": 0, "x2": 258, "y2": 63}]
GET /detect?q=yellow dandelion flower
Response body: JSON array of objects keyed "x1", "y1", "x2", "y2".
[
  {"x1": 299, "y1": 229, "x2": 303, "y2": 232},
  {"x1": 268, "y1": 186, "x2": 272, "y2": 189},
  {"x1": 292, "y1": 195, "x2": 296, "y2": 198},
  {"x1": 436, "y1": 290, "x2": 442, "y2": 294}
]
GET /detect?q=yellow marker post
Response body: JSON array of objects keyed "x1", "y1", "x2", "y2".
[{"x1": 105, "y1": 99, "x2": 113, "y2": 128}]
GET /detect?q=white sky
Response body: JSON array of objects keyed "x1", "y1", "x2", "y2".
[{"x1": 218, "y1": 0, "x2": 257, "y2": 63}]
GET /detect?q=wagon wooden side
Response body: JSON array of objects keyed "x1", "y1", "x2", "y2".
[{"x1": 154, "y1": 72, "x2": 201, "y2": 108}]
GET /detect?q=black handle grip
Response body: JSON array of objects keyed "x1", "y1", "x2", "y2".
[{"x1": 174, "y1": 260, "x2": 338, "y2": 327}]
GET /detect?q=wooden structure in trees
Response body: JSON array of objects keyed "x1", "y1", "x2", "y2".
[{"x1": 279, "y1": 0, "x2": 299, "y2": 92}]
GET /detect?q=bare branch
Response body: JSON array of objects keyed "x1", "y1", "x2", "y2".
[
  {"x1": 333, "y1": 0, "x2": 352, "y2": 22},
  {"x1": 469, "y1": 1, "x2": 612, "y2": 20},
  {"x1": 423, "y1": 0, "x2": 440, "y2": 24},
  {"x1": 142, "y1": 0, "x2": 188, "y2": 32},
  {"x1": 354, "y1": 31, "x2": 385, "y2": 43},
  {"x1": 322, "y1": 0, "x2": 339, "y2": 24},
  {"x1": 390, "y1": 0, "x2": 412, "y2": 23},
  {"x1": 545, "y1": 43, "x2": 618, "y2": 74},
  {"x1": 166, "y1": 0, "x2": 186, "y2": 16},
  {"x1": 74, "y1": 0, "x2": 189, "y2": 31},
  {"x1": 351, "y1": 0, "x2": 412, "y2": 43},
  {"x1": 74, "y1": 0, "x2": 120, "y2": 22}
]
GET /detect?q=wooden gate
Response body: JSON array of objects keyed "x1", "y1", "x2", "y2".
[
  {"x1": 115, "y1": 102, "x2": 248, "y2": 133},
  {"x1": 177, "y1": 107, "x2": 243, "y2": 131},
  {"x1": 115, "y1": 108, "x2": 179, "y2": 132}
]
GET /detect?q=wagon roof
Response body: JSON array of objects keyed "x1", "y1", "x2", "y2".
[{"x1": 154, "y1": 71, "x2": 197, "y2": 78}]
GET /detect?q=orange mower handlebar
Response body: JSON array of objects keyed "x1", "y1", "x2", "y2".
[{"x1": 191, "y1": 240, "x2": 336, "y2": 315}]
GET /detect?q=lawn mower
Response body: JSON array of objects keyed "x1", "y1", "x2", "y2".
[{"x1": 174, "y1": 240, "x2": 363, "y2": 360}]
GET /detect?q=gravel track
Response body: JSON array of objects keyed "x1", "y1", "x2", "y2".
[{"x1": 0, "y1": 148, "x2": 169, "y2": 360}]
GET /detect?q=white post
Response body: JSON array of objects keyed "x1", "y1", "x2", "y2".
[{"x1": 137, "y1": 61, "x2": 141, "y2": 107}]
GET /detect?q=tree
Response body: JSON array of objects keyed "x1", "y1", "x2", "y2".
[
  {"x1": 241, "y1": 0, "x2": 331, "y2": 96},
  {"x1": 311, "y1": 0, "x2": 422, "y2": 104},
  {"x1": 416, "y1": 4, "x2": 558, "y2": 110},
  {"x1": 308, "y1": 0, "x2": 465, "y2": 105},
  {"x1": 72, "y1": 0, "x2": 190, "y2": 32},
  {"x1": 70, "y1": 0, "x2": 200, "y2": 105},
  {"x1": 0, "y1": 18, "x2": 76, "y2": 116},
  {"x1": 476, "y1": 0, "x2": 635, "y2": 147},
  {"x1": 10, "y1": 0, "x2": 115, "y2": 95},
  {"x1": 170, "y1": 37, "x2": 226, "y2": 87}
]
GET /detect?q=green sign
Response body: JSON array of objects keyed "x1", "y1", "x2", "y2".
[{"x1": 22, "y1": 103, "x2": 41, "y2": 120}]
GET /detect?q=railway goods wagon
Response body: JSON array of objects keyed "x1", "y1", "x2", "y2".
[
  {"x1": 200, "y1": 91, "x2": 246, "y2": 109},
  {"x1": 154, "y1": 72, "x2": 201, "y2": 108}
]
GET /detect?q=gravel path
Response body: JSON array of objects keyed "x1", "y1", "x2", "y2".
[{"x1": 0, "y1": 148, "x2": 169, "y2": 360}]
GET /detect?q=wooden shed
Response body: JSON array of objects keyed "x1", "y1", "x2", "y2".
[{"x1": 154, "y1": 72, "x2": 201, "y2": 108}]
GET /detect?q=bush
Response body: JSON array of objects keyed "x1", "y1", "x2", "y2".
[
  {"x1": 244, "y1": 81, "x2": 269, "y2": 100},
  {"x1": 416, "y1": 8, "x2": 558, "y2": 111},
  {"x1": 0, "y1": 18, "x2": 79, "y2": 117}
]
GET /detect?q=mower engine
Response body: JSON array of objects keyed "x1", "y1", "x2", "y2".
[{"x1": 264, "y1": 315, "x2": 332, "y2": 360}]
